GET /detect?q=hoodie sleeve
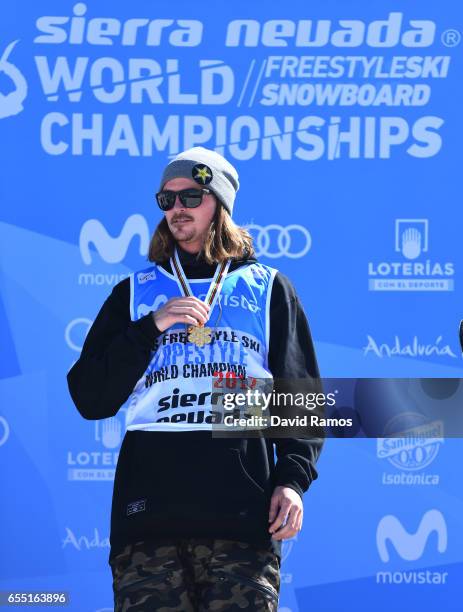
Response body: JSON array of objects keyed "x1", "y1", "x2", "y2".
[
  {"x1": 66, "y1": 278, "x2": 161, "y2": 420},
  {"x1": 268, "y1": 272, "x2": 324, "y2": 498}
]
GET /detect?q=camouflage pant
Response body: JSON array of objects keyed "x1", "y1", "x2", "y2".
[{"x1": 109, "y1": 538, "x2": 280, "y2": 611}]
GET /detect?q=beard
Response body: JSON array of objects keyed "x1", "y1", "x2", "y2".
[
  {"x1": 171, "y1": 226, "x2": 196, "y2": 242},
  {"x1": 168, "y1": 217, "x2": 198, "y2": 243}
]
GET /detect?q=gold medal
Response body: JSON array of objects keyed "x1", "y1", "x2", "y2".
[
  {"x1": 187, "y1": 324, "x2": 212, "y2": 347},
  {"x1": 170, "y1": 248, "x2": 231, "y2": 346}
]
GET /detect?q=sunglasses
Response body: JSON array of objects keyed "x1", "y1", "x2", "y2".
[{"x1": 155, "y1": 188, "x2": 211, "y2": 211}]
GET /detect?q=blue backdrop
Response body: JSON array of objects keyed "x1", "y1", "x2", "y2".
[{"x1": 0, "y1": 1, "x2": 462, "y2": 610}]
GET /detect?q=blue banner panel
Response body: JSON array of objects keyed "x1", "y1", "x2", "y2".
[{"x1": 0, "y1": 1, "x2": 462, "y2": 610}]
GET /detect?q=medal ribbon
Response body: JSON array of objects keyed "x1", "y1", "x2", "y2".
[{"x1": 170, "y1": 248, "x2": 231, "y2": 325}]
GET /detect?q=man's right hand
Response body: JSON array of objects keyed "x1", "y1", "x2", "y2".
[{"x1": 152, "y1": 297, "x2": 210, "y2": 332}]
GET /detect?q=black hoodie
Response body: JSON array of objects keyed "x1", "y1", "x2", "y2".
[{"x1": 67, "y1": 247, "x2": 323, "y2": 560}]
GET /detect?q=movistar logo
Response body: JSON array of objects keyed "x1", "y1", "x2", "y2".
[
  {"x1": 376, "y1": 509, "x2": 447, "y2": 562},
  {"x1": 79, "y1": 214, "x2": 149, "y2": 264}
]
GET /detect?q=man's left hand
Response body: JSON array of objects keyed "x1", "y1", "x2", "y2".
[{"x1": 268, "y1": 485, "x2": 303, "y2": 540}]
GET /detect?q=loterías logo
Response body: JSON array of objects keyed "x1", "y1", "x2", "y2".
[
  {"x1": 368, "y1": 219, "x2": 455, "y2": 292},
  {"x1": 0, "y1": 40, "x2": 27, "y2": 119}
]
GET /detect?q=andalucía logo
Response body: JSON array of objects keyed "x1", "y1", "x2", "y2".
[
  {"x1": 368, "y1": 219, "x2": 454, "y2": 292},
  {"x1": 62, "y1": 527, "x2": 109, "y2": 550},
  {"x1": 363, "y1": 335, "x2": 459, "y2": 360}
]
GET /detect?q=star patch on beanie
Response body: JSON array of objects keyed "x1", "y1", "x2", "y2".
[
  {"x1": 192, "y1": 163, "x2": 213, "y2": 185},
  {"x1": 159, "y1": 147, "x2": 239, "y2": 215}
]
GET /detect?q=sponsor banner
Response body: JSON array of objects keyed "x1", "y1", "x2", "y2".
[{"x1": 1, "y1": 2, "x2": 462, "y2": 610}]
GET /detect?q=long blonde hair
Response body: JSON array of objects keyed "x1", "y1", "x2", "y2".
[{"x1": 148, "y1": 204, "x2": 255, "y2": 264}]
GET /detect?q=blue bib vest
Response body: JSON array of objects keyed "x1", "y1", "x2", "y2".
[{"x1": 125, "y1": 262, "x2": 277, "y2": 431}]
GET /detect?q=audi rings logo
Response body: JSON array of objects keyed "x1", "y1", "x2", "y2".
[
  {"x1": 246, "y1": 224, "x2": 312, "y2": 259},
  {"x1": 0, "y1": 416, "x2": 10, "y2": 447}
]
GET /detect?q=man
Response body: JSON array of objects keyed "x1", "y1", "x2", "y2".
[{"x1": 67, "y1": 147, "x2": 323, "y2": 611}]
